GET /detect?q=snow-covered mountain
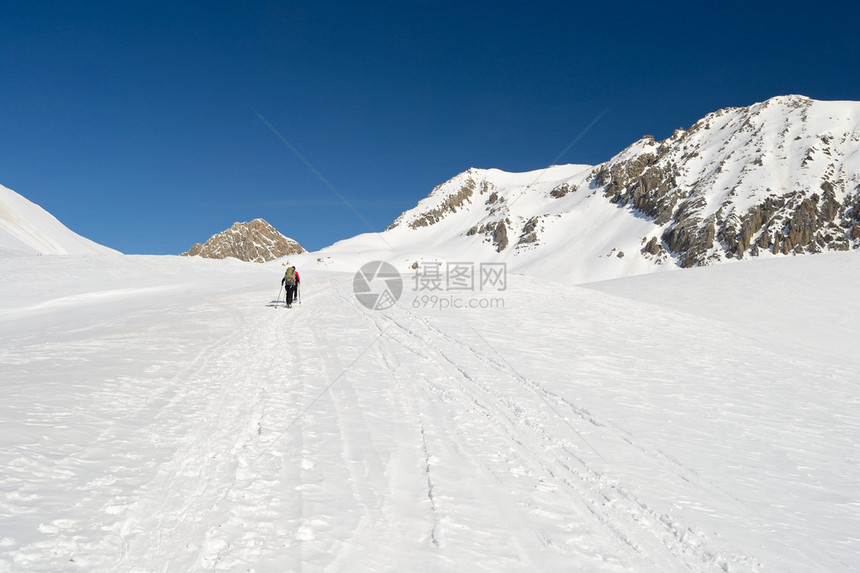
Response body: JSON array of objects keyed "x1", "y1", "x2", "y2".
[
  {"x1": 594, "y1": 95, "x2": 860, "y2": 267},
  {"x1": 0, "y1": 184, "x2": 118, "y2": 257},
  {"x1": 183, "y1": 218, "x2": 304, "y2": 262},
  {"x1": 325, "y1": 95, "x2": 860, "y2": 284}
]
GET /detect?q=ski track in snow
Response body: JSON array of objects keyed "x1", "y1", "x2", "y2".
[
  {"x1": 355, "y1": 300, "x2": 750, "y2": 572},
  {"x1": 1, "y1": 256, "x2": 857, "y2": 572}
]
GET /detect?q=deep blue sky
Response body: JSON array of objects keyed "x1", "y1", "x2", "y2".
[{"x1": 2, "y1": 1, "x2": 857, "y2": 254}]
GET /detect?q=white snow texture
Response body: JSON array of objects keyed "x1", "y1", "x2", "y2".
[{"x1": 2, "y1": 251, "x2": 857, "y2": 572}]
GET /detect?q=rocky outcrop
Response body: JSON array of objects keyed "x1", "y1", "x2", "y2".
[
  {"x1": 662, "y1": 212, "x2": 716, "y2": 267},
  {"x1": 182, "y1": 219, "x2": 304, "y2": 263},
  {"x1": 549, "y1": 183, "x2": 577, "y2": 198},
  {"x1": 592, "y1": 95, "x2": 860, "y2": 266},
  {"x1": 517, "y1": 216, "x2": 541, "y2": 246},
  {"x1": 596, "y1": 142, "x2": 684, "y2": 226},
  {"x1": 467, "y1": 219, "x2": 509, "y2": 252},
  {"x1": 389, "y1": 176, "x2": 484, "y2": 230}
]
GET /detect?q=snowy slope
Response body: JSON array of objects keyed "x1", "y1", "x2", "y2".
[
  {"x1": 1, "y1": 251, "x2": 857, "y2": 571},
  {"x1": 585, "y1": 250, "x2": 860, "y2": 365},
  {"x1": 322, "y1": 164, "x2": 658, "y2": 284},
  {"x1": 320, "y1": 95, "x2": 860, "y2": 284},
  {"x1": 0, "y1": 184, "x2": 118, "y2": 257}
]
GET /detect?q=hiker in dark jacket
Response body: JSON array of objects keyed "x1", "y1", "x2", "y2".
[{"x1": 281, "y1": 266, "x2": 300, "y2": 308}]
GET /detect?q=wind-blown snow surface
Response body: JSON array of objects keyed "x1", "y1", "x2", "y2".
[
  {"x1": 0, "y1": 185, "x2": 118, "y2": 256},
  {"x1": 1, "y1": 252, "x2": 858, "y2": 571}
]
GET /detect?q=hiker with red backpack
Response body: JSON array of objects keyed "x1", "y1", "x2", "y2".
[{"x1": 281, "y1": 266, "x2": 300, "y2": 308}]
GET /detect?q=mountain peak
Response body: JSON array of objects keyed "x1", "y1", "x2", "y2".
[
  {"x1": 595, "y1": 95, "x2": 860, "y2": 268},
  {"x1": 182, "y1": 219, "x2": 304, "y2": 262},
  {"x1": 344, "y1": 95, "x2": 860, "y2": 284}
]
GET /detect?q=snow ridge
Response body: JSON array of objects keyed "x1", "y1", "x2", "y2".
[{"x1": 0, "y1": 184, "x2": 118, "y2": 257}]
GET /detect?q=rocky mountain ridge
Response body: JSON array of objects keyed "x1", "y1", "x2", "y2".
[
  {"x1": 182, "y1": 219, "x2": 304, "y2": 262},
  {"x1": 386, "y1": 95, "x2": 860, "y2": 274}
]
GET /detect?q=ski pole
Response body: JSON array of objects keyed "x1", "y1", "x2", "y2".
[{"x1": 276, "y1": 284, "x2": 283, "y2": 305}]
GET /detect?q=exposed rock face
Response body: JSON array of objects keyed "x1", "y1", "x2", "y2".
[
  {"x1": 467, "y1": 219, "x2": 509, "y2": 252},
  {"x1": 549, "y1": 183, "x2": 577, "y2": 198},
  {"x1": 517, "y1": 216, "x2": 541, "y2": 246},
  {"x1": 182, "y1": 219, "x2": 304, "y2": 263},
  {"x1": 642, "y1": 236, "x2": 661, "y2": 255},
  {"x1": 395, "y1": 176, "x2": 480, "y2": 230},
  {"x1": 590, "y1": 95, "x2": 860, "y2": 266}
]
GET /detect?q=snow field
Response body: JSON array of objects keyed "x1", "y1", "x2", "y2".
[{"x1": 1, "y1": 252, "x2": 858, "y2": 571}]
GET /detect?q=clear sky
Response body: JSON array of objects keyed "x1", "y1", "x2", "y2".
[{"x1": 2, "y1": 0, "x2": 857, "y2": 254}]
